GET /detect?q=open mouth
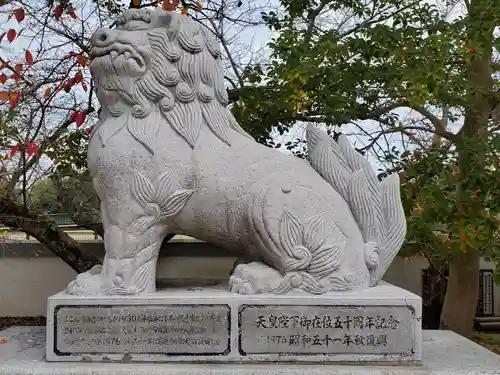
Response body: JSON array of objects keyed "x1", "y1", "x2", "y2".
[{"x1": 90, "y1": 42, "x2": 146, "y2": 70}]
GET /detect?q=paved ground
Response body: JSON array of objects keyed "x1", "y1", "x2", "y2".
[
  {"x1": 1, "y1": 327, "x2": 499, "y2": 375},
  {"x1": 472, "y1": 333, "x2": 500, "y2": 355},
  {"x1": 2, "y1": 317, "x2": 500, "y2": 357}
]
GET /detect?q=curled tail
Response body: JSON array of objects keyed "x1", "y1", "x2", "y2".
[{"x1": 306, "y1": 125, "x2": 406, "y2": 286}]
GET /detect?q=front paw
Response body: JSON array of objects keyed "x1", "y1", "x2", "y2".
[{"x1": 65, "y1": 265, "x2": 105, "y2": 295}]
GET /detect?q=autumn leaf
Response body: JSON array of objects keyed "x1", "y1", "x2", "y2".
[
  {"x1": 9, "y1": 93, "x2": 20, "y2": 109},
  {"x1": 195, "y1": 0, "x2": 202, "y2": 11},
  {"x1": 84, "y1": 126, "x2": 93, "y2": 137},
  {"x1": 9, "y1": 145, "x2": 19, "y2": 157},
  {"x1": 0, "y1": 74, "x2": 6, "y2": 84},
  {"x1": 0, "y1": 91, "x2": 9, "y2": 100},
  {"x1": 74, "y1": 70, "x2": 83, "y2": 83},
  {"x1": 63, "y1": 78, "x2": 75, "y2": 93},
  {"x1": 81, "y1": 81, "x2": 88, "y2": 92},
  {"x1": 13, "y1": 8, "x2": 25, "y2": 22},
  {"x1": 132, "y1": 0, "x2": 141, "y2": 7},
  {"x1": 73, "y1": 111, "x2": 86, "y2": 127},
  {"x1": 6, "y1": 29, "x2": 16, "y2": 43},
  {"x1": 14, "y1": 63, "x2": 22, "y2": 75},
  {"x1": 181, "y1": 6, "x2": 188, "y2": 15},
  {"x1": 68, "y1": 6, "x2": 77, "y2": 19},
  {"x1": 25, "y1": 50, "x2": 33, "y2": 65},
  {"x1": 163, "y1": 0, "x2": 180, "y2": 11},
  {"x1": 26, "y1": 142, "x2": 39, "y2": 156},
  {"x1": 11, "y1": 73, "x2": 20, "y2": 85},
  {"x1": 55, "y1": 4, "x2": 64, "y2": 20},
  {"x1": 76, "y1": 54, "x2": 86, "y2": 67},
  {"x1": 44, "y1": 86, "x2": 51, "y2": 99}
]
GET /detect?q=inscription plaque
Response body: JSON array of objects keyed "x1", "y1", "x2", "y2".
[
  {"x1": 54, "y1": 304, "x2": 230, "y2": 355},
  {"x1": 238, "y1": 305, "x2": 414, "y2": 355}
]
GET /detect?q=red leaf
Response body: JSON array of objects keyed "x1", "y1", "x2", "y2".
[
  {"x1": 81, "y1": 81, "x2": 88, "y2": 92},
  {"x1": 163, "y1": 0, "x2": 180, "y2": 11},
  {"x1": 55, "y1": 4, "x2": 64, "y2": 20},
  {"x1": 0, "y1": 74, "x2": 6, "y2": 84},
  {"x1": 68, "y1": 6, "x2": 77, "y2": 19},
  {"x1": 9, "y1": 93, "x2": 20, "y2": 109},
  {"x1": 84, "y1": 126, "x2": 93, "y2": 137},
  {"x1": 74, "y1": 70, "x2": 83, "y2": 83},
  {"x1": 6, "y1": 29, "x2": 16, "y2": 43},
  {"x1": 25, "y1": 50, "x2": 33, "y2": 65},
  {"x1": 76, "y1": 54, "x2": 86, "y2": 67},
  {"x1": 11, "y1": 73, "x2": 20, "y2": 84},
  {"x1": 44, "y1": 86, "x2": 51, "y2": 99},
  {"x1": 13, "y1": 8, "x2": 25, "y2": 22},
  {"x1": 10, "y1": 145, "x2": 19, "y2": 157},
  {"x1": 74, "y1": 111, "x2": 86, "y2": 127},
  {"x1": 0, "y1": 91, "x2": 10, "y2": 100},
  {"x1": 64, "y1": 78, "x2": 75, "y2": 93},
  {"x1": 26, "y1": 142, "x2": 39, "y2": 156}
]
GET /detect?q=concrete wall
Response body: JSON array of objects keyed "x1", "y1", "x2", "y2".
[{"x1": 1, "y1": 236, "x2": 499, "y2": 317}]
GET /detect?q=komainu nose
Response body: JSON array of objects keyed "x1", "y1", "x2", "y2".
[{"x1": 91, "y1": 28, "x2": 114, "y2": 47}]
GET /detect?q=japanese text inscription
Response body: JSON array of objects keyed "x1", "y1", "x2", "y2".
[
  {"x1": 55, "y1": 304, "x2": 230, "y2": 355},
  {"x1": 238, "y1": 305, "x2": 414, "y2": 355}
]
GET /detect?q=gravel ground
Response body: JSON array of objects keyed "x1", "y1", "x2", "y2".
[
  {"x1": 0, "y1": 316, "x2": 46, "y2": 331},
  {"x1": 472, "y1": 333, "x2": 500, "y2": 355}
]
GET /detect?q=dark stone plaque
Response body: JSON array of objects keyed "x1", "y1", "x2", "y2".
[
  {"x1": 54, "y1": 304, "x2": 230, "y2": 356},
  {"x1": 238, "y1": 305, "x2": 414, "y2": 355}
]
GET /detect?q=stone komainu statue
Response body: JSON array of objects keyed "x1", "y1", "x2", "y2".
[{"x1": 66, "y1": 9, "x2": 406, "y2": 296}]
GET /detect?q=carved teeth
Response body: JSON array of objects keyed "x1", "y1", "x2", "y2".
[{"x1": 110, "y1": 51, "x2": 118, "y2": 59}]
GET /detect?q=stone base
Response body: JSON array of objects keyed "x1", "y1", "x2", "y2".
[
  {"x1": 1, "y1": 327, "x2": 499, "y2": 375},
  {"x1": 45, "y1": 282, "x2": 421, "y2": 363}
]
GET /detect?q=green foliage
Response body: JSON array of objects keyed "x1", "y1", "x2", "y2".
[
  {"x1": 28, "y1": 178, "x2": 61, "y2": 213},
  {"x1": 233, "y1": 1, "x2": 496, "y2": 142},
  {"x1": 382, "y1": 133, "x2": 500, "y2": 283},
  {"x1": 233, "y1": 0, "x2": 500, "y2": 288},
  {"x1": 44, "y1": 129, "x2": 88, "y2": 175}
]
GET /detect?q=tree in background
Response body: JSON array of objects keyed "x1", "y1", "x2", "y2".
[
  {"x1": 0, "y1": 0, "x2": 269, "y2": 271},
  {"x1": 235, "y1": 0, "x2": 499, "y2": 337}
]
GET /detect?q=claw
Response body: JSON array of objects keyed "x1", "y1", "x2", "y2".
[
  {"x1": 238, "y1": 282, "x2": 254, "y2": 295},
  {"x1": 229, "y1": 277, "x2": 241, "y2": 293}
]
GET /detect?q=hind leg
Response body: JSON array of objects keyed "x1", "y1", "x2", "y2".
[{"x1": 229, "y1": 261, "x2": 305, "y2": 294}]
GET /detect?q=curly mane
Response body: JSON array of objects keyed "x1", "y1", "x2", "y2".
[{"x1": 94, "y1": 12, "x2": 253, "y2": 153}]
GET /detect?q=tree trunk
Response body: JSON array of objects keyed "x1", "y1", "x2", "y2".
[
  {"x1": 0, "y1": 196, "x2": 100, "y2": 273},
  {"x1": 439, "y1": 0, "x2": 495, "y2": 338},
  {"x1": 440, "y1": 250, "x2": 480, "y2": 338}
]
